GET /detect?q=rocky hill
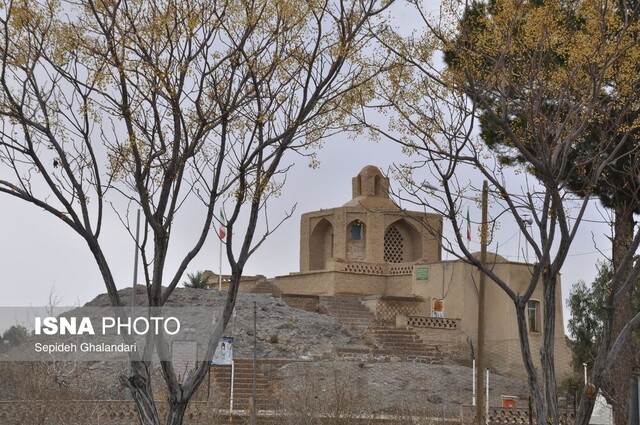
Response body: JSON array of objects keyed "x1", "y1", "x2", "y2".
[
  {"x1": 88, "y1": 287, "x2": 529, "y2": 414},
  {"x1": 2, "y1": 286, "x2": 531, "y2": 418}
]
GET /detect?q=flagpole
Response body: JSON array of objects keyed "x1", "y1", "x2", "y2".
[
  {"x1": 466, "y1": 206, "x2": 471, "y2": 250},
  {"x1": 218, "y1": 208, "x2": 226, "y2": 292},
  {"x1": 219, "y1": 235, "x2": 222, "y2": 292}
]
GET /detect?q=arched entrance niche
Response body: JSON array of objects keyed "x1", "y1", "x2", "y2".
[{"x1": 309, "y1": 219, "x2": 333, "y2": 270}]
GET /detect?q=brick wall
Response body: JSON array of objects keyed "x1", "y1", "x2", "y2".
[
  {"x1": 281, "y1": 294, "x2": 320, "y2": 312},
  {"x1": 409, "y1": 322, "x2": 470, "y2": 365},
  {"x1": 460, "y1": 404, "x2": 574, "y2": 424}
]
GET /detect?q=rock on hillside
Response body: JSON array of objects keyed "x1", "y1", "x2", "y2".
[
  {"x1": 275, "y1": 361, "x2": 530, "y2": 416},
  {"x1": 86, "y1": 286, "x2": 362, "y2": 359},
  {"x1": 2, "y1": 286, "x2": 531, "y2": 414}
]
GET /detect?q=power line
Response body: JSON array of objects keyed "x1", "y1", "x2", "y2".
[
  {"x1": 441, "y1": 226, "x2": 612, "y2": 260},
  {"x1": 420, "y1": 182, "x2": 621, "y2": 225}
]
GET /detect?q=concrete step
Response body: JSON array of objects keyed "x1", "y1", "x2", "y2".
[
  {"x1": 358, "y1": 326, "x2": 446, "y2": 363},
  {"x1": 249, "y1": 278, "x2": 281, "y2": 295},
  {"x1": 210, "y1": 359, "x2": 283, "y2": 412},
  {"x1": 370, "y1": 327, "x2": 418, "y2": 333},
  {"x1": 320, "y1": 296, "x2": 375, "y2": 330}
]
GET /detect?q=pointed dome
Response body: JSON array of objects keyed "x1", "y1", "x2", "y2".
[{"x1": 343, "y1": 165, "x2": 399, "y2": 210}]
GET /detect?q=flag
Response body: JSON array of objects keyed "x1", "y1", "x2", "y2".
[
  {"x1": 218, "y1": 208, "x2": 226, "y2": 239},
  {"x1": 466, "y1": 207, "x2": 471, "y2": 242}
]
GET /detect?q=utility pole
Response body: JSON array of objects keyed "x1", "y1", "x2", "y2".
[
  {"x1": 476, "y1": 181, "x2": 488, "y2": 425},
  {"x1": 252, "y1": 301, "x2": 257, "y2": 425}
]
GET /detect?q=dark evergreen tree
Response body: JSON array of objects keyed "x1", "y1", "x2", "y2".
[{"x1": 445, "y1": 2, "x2": 640, "y2": 423}]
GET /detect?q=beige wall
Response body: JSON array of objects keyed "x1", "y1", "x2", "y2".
[
  {"x1": 279, "y1": 254, "x2": 572, "y2": 380},
  {"x1": 411, "y1": 257, "x2": 572, "y2": 379},
  {"x1": 300, "y1": 208, "x2": 442, "y2": 273},
  {"x1": 284, "y1": 166, "x2": 571, "y2": 380},
  {"x1": 277, "y1": 271, "x2": 389, "y2": 296}
]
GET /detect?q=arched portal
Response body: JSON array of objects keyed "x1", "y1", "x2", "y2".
[
  {"x1": 309, "y1": 219, "x2": 333, "y2": 270},
  {"x1": 384, "y1": 219, "x2": 421, "y2": 263}
]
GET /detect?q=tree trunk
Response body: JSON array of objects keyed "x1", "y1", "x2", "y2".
[
  {"x1": 166, "y1": 400, "x2": 189, "y2": 425},
  {"x1": 542, "y1": 273, "x2": 559, "y2": 424},
  {"x1": 515, "y1": 303, "x2": 547, "y2": 425},
  {"x1": 131, "y1": 390, "x2": 161, "y2": 425},
  {"x1": 121, "y1": 364, "x2": 161, "y2": 425},
  {"x1": 610, "y1": 204, "x2": 636, "y2": 425},
  {"x1": 575, "y1": 393, "x2": 597, "y2": 425}
]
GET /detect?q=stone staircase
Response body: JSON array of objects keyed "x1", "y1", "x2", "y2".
[
  {"x1": 249, "y1": 278, "x2": 282, "y2": 296},
  {"x1": 210, "y1": 358, "x2": 283, "y2": 412},
  {"x1": 337, "y1": 326, "x2": 444, "y2": 364},
  {"x1": 319, "y1": 295, "x2": 375, "y2": 330}
]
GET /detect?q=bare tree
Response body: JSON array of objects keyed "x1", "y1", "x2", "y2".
[
  {"x1": 367, "y1": 1, "x2": 640, "y2": 424},
  {"x1": 0, "y1": 0, "x2": 394, "y2": 423}
]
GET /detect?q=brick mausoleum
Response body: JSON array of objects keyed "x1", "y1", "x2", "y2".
[{"x1": 214, "y1": 165, "x2": 573, "y2": 379}]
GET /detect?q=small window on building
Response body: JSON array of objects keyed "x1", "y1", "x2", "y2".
[
  {"x1": 349, "y1": 221, "x2": 364, "y2": 240},
  {"x1": 527, "y1": 300, "x2": 540, "y2": 333}
]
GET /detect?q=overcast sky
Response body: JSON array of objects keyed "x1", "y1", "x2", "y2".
[
  {"x1": 1, "y1": 132, "x2": 614, "y2": 324},
  {"x1": 0, "y1": 1, "x2": 617, "y2": 336}
]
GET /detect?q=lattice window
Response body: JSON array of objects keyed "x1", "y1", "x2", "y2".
[
  {"x1": 389, "y1": 264, "x2": 413, "y2": 275},
  {"x1": 344, "y1": 263, "x2": 383, "y2": 275},
  {"x1": 407, "y1": 316, "x2": 458, "y2": 330},
  {"x1": 384, "y1": 226, "x2": 403, "y2": 263},
  {"x1": 375, "y1": 301, "x2": 420, "y2": 324}
]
